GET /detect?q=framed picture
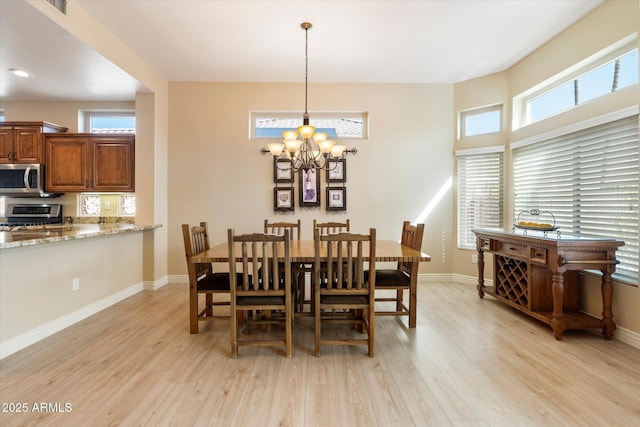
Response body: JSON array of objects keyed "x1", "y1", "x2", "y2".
[
  {"x1": 326, "y1": 187, "x2": 346, "y2": 211},
  {"x1": 274, "y1": 187, "x2": 295, "y2": 211},
  {"x1": 299, "y1": 168, "x2": 321, "y2": 207},
  {"x1": 327, "y1": 159, "x2": 346, "y2": 183},
  {"x1": 274, "y1": 158, "x2": 294, "y2": 183}
]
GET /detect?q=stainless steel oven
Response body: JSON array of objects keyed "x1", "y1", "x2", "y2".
[{"x1": 0, "y1": 203, "x2": 63, "y2": 227}]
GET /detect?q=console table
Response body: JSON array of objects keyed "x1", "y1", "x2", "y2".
[{"x1": 472, "y1": 228, "x2": 624, "y2": 340}]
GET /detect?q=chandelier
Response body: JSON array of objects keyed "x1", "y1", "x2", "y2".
[{"x1": 260, "y1": 22, "x2": 356, "y2": 172}]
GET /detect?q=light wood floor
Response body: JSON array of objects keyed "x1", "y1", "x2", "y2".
[{"x1": 1, "y1": 280, "x2": 639, "y2": 426}]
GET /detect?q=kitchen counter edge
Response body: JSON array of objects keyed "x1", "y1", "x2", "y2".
[{"x1": 0, "y1": 224, "x2": 162, "y2": 249}]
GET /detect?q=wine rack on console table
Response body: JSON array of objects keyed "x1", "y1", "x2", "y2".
[{"x1": 472, "y1": 228, "x2": 624, "y2": 340}]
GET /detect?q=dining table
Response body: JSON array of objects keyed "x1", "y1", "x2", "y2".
[{"x1": 191, "y1": 238, "x2": 431, "y2": 327}]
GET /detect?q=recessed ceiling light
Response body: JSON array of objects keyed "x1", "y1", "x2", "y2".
[{"x1": 9, "y1": 68, "x2": 33, "y2": 78}]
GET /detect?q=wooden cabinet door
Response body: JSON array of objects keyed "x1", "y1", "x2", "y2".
[
  {"x1": 13, "y1": 127, "x2": 43, "y2": 163},
  {"x1": 92, "y1": 136, "x2": 135, "y2": 191},
  {"x1": 0, "y1": 128, "x2": 11, "y2": 164},
  {"x1": 45, "y1": 136, "x2": 91, "y2": 191}
]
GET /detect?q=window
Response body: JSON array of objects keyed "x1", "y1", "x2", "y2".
[
  {"x1": 250, "y1": 111, "x2": 367, "y2": 140},
  {"x1": 77, "y1": 194, "x2": 136, "y2": 218},
  {"x1": 81, "y1": 111, "x2": 135, "y2": 133},
  {"x1": 459, "y1": 105, "x2": 502, "y2": 138},
  {"x1": 456, "y1": 148, "x2": 504, "y2": 249},
  {"x1": 515, "y1": 35, "x2": 638, "y2": 128},
  {"x1": 512, "y1": 112, "x2": 639, "y2": 282}
]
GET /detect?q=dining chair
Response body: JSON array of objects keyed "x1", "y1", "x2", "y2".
[
  {"x1": 264, "y1": 219, "x2": 301, "y2": 240},
  {"x1": 228, "y1": 229, "x2": 293, "y2": 358},
  {"x1": 300, "y1": 219, "x2": 352, "y2": 312},
  {"x1": 367, "y1": 221, "x2": 424, "y2": 328},
  {"x1": 312, "y1": 218, "x2": 350, "y2": 237},
  {"x1": 264, "y1": 219, "x2": 304, "y2": 312},
  {"x1": 313, "y1": 228, "x2": 376, "y2": 357},
  {"x1": 181, "y1": 222, "x2": 232, "y2": 334}
]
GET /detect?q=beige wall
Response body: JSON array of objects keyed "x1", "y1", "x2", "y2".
[
  {"x1": 167, "y1": 82, "x2": 455, "y2": 276},
  {"x1": 0, "y1": 232, "x2": 144, "y2": 347},
  {"x1": 452, "y1": 0, "x2": 640, "y2": 334}
]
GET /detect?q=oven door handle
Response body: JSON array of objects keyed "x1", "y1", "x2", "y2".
[{"x1": 24, "y1": 167, "x2": 32, "y2": 190}]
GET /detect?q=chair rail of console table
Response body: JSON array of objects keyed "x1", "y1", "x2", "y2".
[{"x1": 472, "y1": 228, "x2": 624, "y2": 341}]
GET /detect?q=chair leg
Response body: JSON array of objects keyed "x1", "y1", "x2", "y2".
[
  {"x1": 230, "y1": 305, "x2": 238, "y2": 359},
  {"x1": 368, "y1": 306, "x2": 375, "y2": 357},
  {"x1": 314, "y1": 297, "x2": 321, "y2": 357},
  {"x1": 396, "y1": 288, "x2": 404, "y2": 312},
  {"x1": 409, "y1": 281, "x2": 417, "y2": 328},
  {"x1": 205, "y1": 294, "x2": 213, "y2": 317},
  {"x1": 190, "y1": 286, "x2": 199, "y2": 334}
]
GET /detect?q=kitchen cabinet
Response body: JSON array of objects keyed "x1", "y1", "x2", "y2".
[
  {"x1": 0, "y1": 122, "x2": 67, "y2": 164},
  {"x1": 45, "y1": 134, "x2": 135, "y2": 192}
]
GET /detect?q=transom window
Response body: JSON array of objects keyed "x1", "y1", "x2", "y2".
[
  {"x1": 81, "y1": 111, "x2": 136, "y2": 133},
  {"x1": 515, "y1": 35, "x2": 638, "y2": 128},
  {"x1": 250, "y1": 111, "x2": 367, "y2": 140},
  {"x1": 459, "y1": 105, "x2": 502, "y2": 138}
]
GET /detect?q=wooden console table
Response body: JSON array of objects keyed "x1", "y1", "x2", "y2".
[{"x1": 472, "y1": 228, "x2": 624, "y2": 340}]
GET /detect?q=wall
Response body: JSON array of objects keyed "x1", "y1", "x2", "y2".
[
  {"x1": 452, "y1": 0, "x2": 640, "y2": 337},
  {"x1": 0, "y1": 232, "x2": 146, "y2": 358},
  {"x1": 167, "y1": 82, "x2": 455, "y2": 276}
]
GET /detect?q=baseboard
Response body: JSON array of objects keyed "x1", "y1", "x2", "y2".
[
  {"x1": 419, "y1": 273, "x2": 640, "y2": 350},
  {"x1": 143, "y1": 275, "x2": 171, "y2": 291},
  {"x1": 167, "y1": 274, "x2": 188, "y2": 285},
  {"x1": 0, "y1": 282, "x2": 144, "y2": 360}
]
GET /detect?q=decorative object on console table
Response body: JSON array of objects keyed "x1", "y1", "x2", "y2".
[
  {"x1": 299, "y1": 168, "x2": 320, "y2": 208},
  {"x1": 326, "y1": 187, "x2": 346, "y2": 211},
  {"x1": 513, "y1": 209, "x2": 559, "y2": 236},
  {"x1": 472, "y1": 228, "x2": 624, "y2": 341},
  {"x1": 274, "y1": 187, "x2": 295, "y2": 212}
]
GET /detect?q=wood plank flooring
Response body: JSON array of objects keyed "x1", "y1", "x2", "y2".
[{"x1": 1, "y1": 280, "x2": 639, "y2": 426}]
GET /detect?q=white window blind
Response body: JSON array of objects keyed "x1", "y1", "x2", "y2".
[
  {"x1": 457, "y1": 150, "x2": 504, "y2": 249},
  {"x1": 512, "y1": 115, "x2": 639, "y2": 282}
]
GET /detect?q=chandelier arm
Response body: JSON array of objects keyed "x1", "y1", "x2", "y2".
[{"x1": 259, "y1": 21, "x2": 357, "y2": 173}]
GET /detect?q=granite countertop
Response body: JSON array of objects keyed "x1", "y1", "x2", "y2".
[{"x1": 0, "y1": 223, "x2": 161, "y2": 249}]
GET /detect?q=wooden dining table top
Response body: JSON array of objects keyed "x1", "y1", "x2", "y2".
[{"x1": 192, "y1": 239, "x2": 431, "y2": 264}]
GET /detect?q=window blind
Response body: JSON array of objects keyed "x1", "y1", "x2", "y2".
[
  {"x1": 512, "y1": 115, "x2": 639, "y2": 282},
  {"x1": 457, "y1": 151, "x2": 504, "y2": 249}
]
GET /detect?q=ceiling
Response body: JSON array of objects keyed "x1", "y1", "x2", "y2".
[{"x1": 0, "y1": 0, "x2": 603, "y2": 102}]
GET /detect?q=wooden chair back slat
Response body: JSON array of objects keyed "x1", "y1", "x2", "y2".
[
  {"x1": 313, "y1": 219, "x2": 350, "y2": 238},
  {"x1": 264, "y1": 219, "x2": 301, "y2": 240}
]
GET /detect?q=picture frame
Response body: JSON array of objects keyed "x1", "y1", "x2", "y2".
[
  {"x1": 274, "y1": 187, "x2": 295, "y2": 211},
  {"x1": 326, "y1": 187, "x2": 347, "y2": 211},
  {"x1": 274, "y1": 158, "x2": 294, "y2": 183},
  {"x1": 327, "y1": 159, "x2": 346, "y2": 183},
  {"x1": 299, "y1": 168, "x2": 321, "y2": 207}
]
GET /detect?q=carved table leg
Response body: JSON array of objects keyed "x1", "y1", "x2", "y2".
[
  {"x1": 549, "y1": 271, "x2": 567, "y2": 340},
  {"x1": 601, "y1": 270, "x2": 616, "y2": 340},
  {"x1": 477, "y1": 248, "x2": 485, "y2": 299}
]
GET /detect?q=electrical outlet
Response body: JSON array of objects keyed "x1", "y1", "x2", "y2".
[
  {"x1": 72, "y1": 278, "x2": 80, "y2": 291},
  {"x1": 471, "y1": 254, "x2": 478, "y2": 264},
  {"x1": 104, "y1": 201, "x2": 111, "y2": 210}
]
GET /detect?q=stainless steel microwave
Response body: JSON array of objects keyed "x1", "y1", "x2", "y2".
[{"x1": 0, "y1": 164, "x2": 62, "y2": 198}]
